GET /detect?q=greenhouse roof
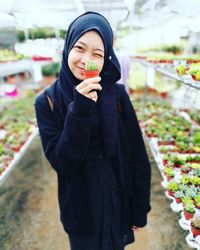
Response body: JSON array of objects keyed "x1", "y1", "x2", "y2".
[{"x1": 0, "y1": 0, "x2": 200, "y2": 32}]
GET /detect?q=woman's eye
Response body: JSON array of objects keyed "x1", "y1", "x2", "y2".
[
  {"x1": 95, "y1": 54, "x2": 103, "y2": 58},
  {"x1": 75, "y1": 46, "x2": 84, "y2": 51}
]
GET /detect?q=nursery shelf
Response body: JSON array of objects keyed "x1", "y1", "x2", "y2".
[
  {"x1": 0, "y1": 60, "x2": 52, "y2": 78},
  {"x1": 133, "y1": 59, "x2": 200, "y2": 91},
  {"x1": 0, "y1": 128, "x2": 39, "y2": 185}
]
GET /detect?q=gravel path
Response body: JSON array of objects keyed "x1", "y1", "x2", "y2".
[{"x1": 0, "y1": 137, "x2": 190, "y2": 250}]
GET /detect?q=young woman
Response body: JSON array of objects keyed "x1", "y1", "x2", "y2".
[{"x1": 35, "y1": 12, "x2": 151, "y2": 250}]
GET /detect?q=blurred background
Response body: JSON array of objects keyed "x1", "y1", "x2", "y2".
[{"x1": 0, "y1": 1, "x2": 200, "y2": 250}]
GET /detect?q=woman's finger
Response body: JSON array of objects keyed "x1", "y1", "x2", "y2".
[
  {"x1": 85, "y1": 91, "x2": 98, "y2": 102},
  {"x1": 76, "y1": 76, "x2": 101, "y2": 91},
  {"x1": 79, "y1": 83, "x2": 102, "y2": 95}
]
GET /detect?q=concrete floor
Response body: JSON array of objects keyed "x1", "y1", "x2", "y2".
[{"x1": 0, "y1": 137, "x2": 191, "y2": 250}]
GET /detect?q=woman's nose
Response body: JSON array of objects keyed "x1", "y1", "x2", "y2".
[{"x1": 81, "y1": 53, "x2": 93, "y2": 64}]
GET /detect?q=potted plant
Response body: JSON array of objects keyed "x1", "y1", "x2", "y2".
[
  {"x1": 181, "y1": 163, "x2": 191, "y2": 174},
  {"x1": 174, "y1": 190, "x2": 184, "y2": 204},
  {"x1": 172, "y1": 156, "x2": 185, "y2": 168},
  {"x1": 167, "y1": 181, "x2": 179, "y2": 196},
  {"x1": 185, "y1": 186, "x2": 198, "y2": 199},
  {"x1": 42, "y1": 62, "x2": 60, "y2": 86},
  {"x1": 182, "y1": 196, "x2": 194, "y2": 206},
  {"x1": 163, "y1": 167, "x2": 175, "y2": 181},
  {"x1": 190, "y1": 176, "x2": 200, "y2": 186},
  {"x1": 194, "y1": 168, "x2": 200, "y2": 177},
  {"x1": 183, "y1": 203, "x2": 195, "y2": 220},
  {"x1": 194, "y1": 196, "x2": 200, "y2": 209},
  {"x1": 180, "y1": 175, "x2": 190, "y2": 186},
  {"x1": 176, "y1": 64, "x2": 187, "y2": 76},
  {"x1": 191, "y1": 217, "x2": 200, "y2": 237},
  {"x1": 187, "y1": 63, "x2": 200, "y2": 81},
  {"x1": 83, "y1": 60, "x2": 99, "y2": 79},
  {"x1": 162, "y1": 154, "x2": 170, "y2": 165}
]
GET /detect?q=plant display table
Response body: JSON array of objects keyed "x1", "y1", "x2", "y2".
[
  {"x1": 0, "y1": 95, "x2": 38, "y2": 185},
  {"x1": 131, "y1": 95, "x2": 200, "y2": 249}
]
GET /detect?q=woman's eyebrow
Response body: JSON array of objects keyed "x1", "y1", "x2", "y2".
[{"x1": 76, "y1": 41, "x2": 104, "y2": 52}]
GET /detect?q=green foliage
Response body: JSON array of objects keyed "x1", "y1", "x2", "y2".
[
  {"x1": 60, "y1": 29, "x2": 67, "y2": 39},
  {"x1": 190, "y1": 176, "x2": 200, "y2": 186},
  {"x1": 167, "y1": 181, "x2": 179, "y2": 192},
  {"x1": 42, "y1": 62, "x2": 60, "y2": 76},
  {"x1": 191, "y1": 217, "x2": 200, "y2": 229},
  {"x1": 162, "y1": 45, "x2": 183, "y2": 54},
  {"x1": 85, "y1": 60, "x2": 98, "y2": 71},
  {"x1": 194, "y1": 196, "x2": 200, "y2": 205},
  {"x1": 180, "y1": 175, "x2": 190, "y2": 185},
  {"x1": 193, "y1": 132, "x2": 200, "y2": 146},
  {"x1": 184, "y1": 203, "x2": 195, "y2": 213},
  {"x1": 164, "y1": 167, "x2": 174, "y2": 177},
  {"x1": 17, "y1": 28, "x2": 67, "y2": 41},
  {"x1": 174, "y1": 190, "x2": 184, "y2": 198},
  {"x1": 176, "y1": 64, "x2": 186, "y2": 76},
  {"x1": 17, "y1": 30, "x2": 25, "y2": 42},
  {"x1": 182, "y1": 196, "x2": 193, "y2": 205}
]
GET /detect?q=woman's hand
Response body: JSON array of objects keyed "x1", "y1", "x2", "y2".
[{"x1": 76, "y1": 76, "x2": 102, "y2": 102}]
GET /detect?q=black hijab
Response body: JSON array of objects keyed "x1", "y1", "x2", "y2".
[{"x1": 58, "y1": 11, "x2": 121, "y2": 155}]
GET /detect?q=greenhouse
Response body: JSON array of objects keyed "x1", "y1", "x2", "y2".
[{"x1": 0, "y1": 0, "x2": 200, "y2": 249}]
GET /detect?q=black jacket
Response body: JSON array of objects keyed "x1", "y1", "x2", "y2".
[{"x1": 34, "y1": 80, "x2": 151, "y2": 237}]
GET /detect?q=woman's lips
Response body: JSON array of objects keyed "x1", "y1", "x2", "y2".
[{"x1": 77, "y1": 66, "x2": 84, "y2": 73}]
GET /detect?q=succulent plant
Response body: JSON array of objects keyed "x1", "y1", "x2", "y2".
[
  {"x1": 184, "y1": 203, "x2": 195, "y2": 213},
  {"x1": 191, "y1": 217, "x2": 200, "y2": 229},
  {"x1": 85, "y1": 60, "x2": 98, "y2": 71}
]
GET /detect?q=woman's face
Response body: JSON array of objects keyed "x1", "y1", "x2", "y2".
[{"x1": 68, "y1": 31, "x2": 105, "y2": 80}]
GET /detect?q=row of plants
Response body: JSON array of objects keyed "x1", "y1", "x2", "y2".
[
  {"x1": 0, "y1": 49, "x2": 28, "y2": 63},
  {"x1": 136, "y1": 43, "x2": 184, "y2": 55},
  {"x1": 131, "y1": 96, "x2": 200, "y2": 240},
  {"x1": 176, "y1": 62, "x2": 200, "y2": 81},
  {"x1": 0, "y1": 93, "x2": 37, "y2": 176},
  {"x1": 17, "y1": 28, "x2": 67, "y2": 42},
  {"x1": 133, "y1": 52, "x2": 200, "y2": 64}
]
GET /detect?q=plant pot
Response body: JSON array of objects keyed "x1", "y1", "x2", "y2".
[
  {"x1": 175, "y1": 197, "x2": 182, "y2": 204},
  {"x1": 195, "y1": 204, "x2": 200, "y2": 209},
  {"x1": 167, "y1": 190, "x2": 174, "y2": 197},
  {"x1": 83, "y1": 70, "x2": 99, "y2": 79},
  {"x1": 191, "y1": 74, "x2": 200, "y2": 81},
  {"x1": 174, "y1": 164, "x2": 182, "y2": 168},
  {"x1": 191, "y1": 226, "x2": 200, "y2": 237},
  {"x1": 162, "y1": 159, "x2": 168, "y2": 165},
  {"x1": 183, "y1": 210, "x2": 194, "y2": 220}
]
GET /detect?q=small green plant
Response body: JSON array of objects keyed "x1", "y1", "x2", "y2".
[
  {"x1": 163, "y1": 167, "x2": 174, "y2": 177},
  {"x1": 190, "y1": 176, "x2": 200, "y2": 186},
  {"x1": 163, "y1": 154, "x2": 170, "y2": 161},
  {"x1": 181, "y1": 163, "x2": 191, "y2": 173},
  {"x1": 180, "y1": 175, "x2": 190, "y2": 185},
  {"x1": 85, "y1": 60, "x2": 98, "y2": 71},
  {"x1": 191, "y1": 217, "x2": 200, "y2": 229},
  {"x1": 194, "y1": 196, "x2": 200, "y2": 206},
  {"x1": 176, "y1": 64, "x2": 187, "y2": 76},
  {"x1": 184, "y1": 203, "x2": 195, "y2": 213},
  {"x1": 185, "y1": 186, "x2": 198, "y2": 198},
  {"x1": 167, "y1": 181, "x2": 179, "y2": 192},
  {"x1": 42, "y1": 63, "x2": 60, "y2": 76},
  {"x1": 194, "y1": 168, "x2": 200, "y2": 177},
  {"x1": 182, "y1": 196, "x2": 193, "y2": 205},
  {"x1": 193, "y1": 132, "x2": 200, "y2": 146},
  {"x1": 174, "y1": 190, "x2": 184, "y2": 199}
]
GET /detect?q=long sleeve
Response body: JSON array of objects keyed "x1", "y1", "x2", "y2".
[
  {"x1": 34, "y1": 89, "x2": 96, "y2": 176},
  {"x1": 120, "y1": 86, "x2": 151, "y2": 227}
]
